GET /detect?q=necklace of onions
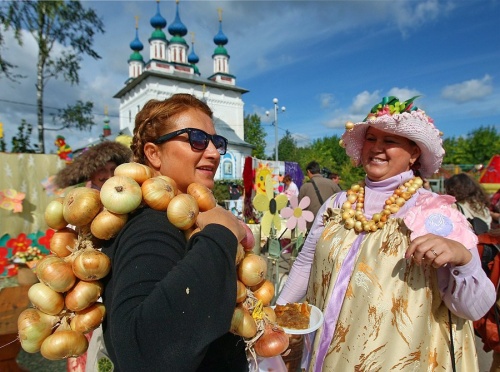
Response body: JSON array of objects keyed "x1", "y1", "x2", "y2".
[{"x1": 18, "y1": 162, "x2": 287, "y2": 364}]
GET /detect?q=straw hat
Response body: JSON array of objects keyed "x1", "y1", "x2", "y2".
[{"x1": 340, "y1": 96, "x2": 444, "y2": 178}]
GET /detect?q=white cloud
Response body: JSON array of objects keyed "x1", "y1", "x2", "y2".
[
  {"x1": 441, "y1": 75, "x2": 493, "y2": 103},
  {"x1": 319, "y1": 93, "x2": 334, "y2": 109},
  {"x1": 387, "y1": 87, "x2": 422, "y2": 102}
]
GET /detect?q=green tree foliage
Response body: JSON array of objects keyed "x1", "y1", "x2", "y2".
[
  {"x1": 443, "y1": 126, "x2": 500, "y2": 166},
  {"x1": 278, "y1": 130, "x2": 298, "y2": 162},
  {"x1": 244, "y1": 113, "x2": 267, "y2": 159},
  {"x1": 0, "y1": 4, "x2": 22, "y2": 81},
  {"x1": 3, "y1": 0, "x2": 105, "y2": 153},
  {"x1": 49, "y1": 100, "x2": 95, "y2": 132},
  {"x1": 11, "y1": 120, "x2": 37, "y2": 153}
]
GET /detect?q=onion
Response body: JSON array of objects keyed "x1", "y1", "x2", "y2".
[
  {"x1": 187, "y1": 183, "x2": 217, "y2": 211},
  {"x1": 240, "y1": 222, "x2": 256, "y2": 252},
  {"x1": 166, "y1": 194, "x2": 199, "y2": 231},
  {"x1": 70, "y1": 302, "x2": 106, "y2": 334},
  {"x1": 114, "y1": 162, "x2": 153, "y2": 185},
  {"x1": 100, "y1": 176, "x2": 142, "y2": 214},
  {"x1": 36, "y1": 255, "x2": 76, "y2": 293},
  {"x1": 18, "y1": 308, "x2": 60, "y2": 353},
  {"x1": 184, "y1": 226, "x2": 201, "y2": 240},
  {"x1": 28, "y1": 282, "x2": 65, "y2": 315},
  {"x1": 50, "y1": 227, "x2": 77, "y2": 258},
  {"x1": 65, "y1": 280, "x2": 104, "y2": 311},
  {"x1": 63, "y1": 187, "x2": 102, "y2": 227},
  {"x1": 44, "y1": 198, "x2": 67, "y2": 230},
  {"x1": 250, "y1": 279, "x2": 275, "y2": 306},
  {"x1": 254, "y1": 323, "x2": 289, "y2": 358},
  {"x1": 157, "y1": 176, "x2": 178, "y2": 193},
  {"x1": 40, "y1": 329, "x2": 89, "y2": 360},
  {"x1": 90, "y1": 208, "x2": 128, "y2": 240},
  {"x1": 236, "y1": 280, "x2": 247, "y2": 304},
  {"x1": 142, "y1": 177, "x2": 177, "y2": 211},
  {"x1": 72, "y1": 248, "x2": 111, "y2": 281},
  {"x1": 230, "y1": 306, "x2": 257, "y2": 338},
  {"x1": 235, "y1": 243, "x2": 245, "y2": 266},
  {"x1": 263, "y1": 307, "x2": 277, "y2": 323},
  {"x1": 237, "y1": 254, "x2": 267, "y2": 287}
]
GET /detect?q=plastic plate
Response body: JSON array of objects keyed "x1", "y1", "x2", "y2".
[{"x1": 272, "y1": 304, "x2": 324, "y2": 335}]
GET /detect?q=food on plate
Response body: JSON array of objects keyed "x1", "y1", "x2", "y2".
[{"x1": 274, "y1": 302, "x2": 311, "y2": 330}]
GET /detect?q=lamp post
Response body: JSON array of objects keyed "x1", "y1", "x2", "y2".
[{"x1": 266, "y1": 98, "x2": 286, "y2": 162}]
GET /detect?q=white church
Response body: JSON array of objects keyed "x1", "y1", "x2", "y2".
[{"x1": 114, "y1": 0, "x2": 253, "y2": 181}]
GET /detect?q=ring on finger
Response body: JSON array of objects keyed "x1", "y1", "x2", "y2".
[{"x1": 430, "y1": 249, "x2": 438, "y2": 257}]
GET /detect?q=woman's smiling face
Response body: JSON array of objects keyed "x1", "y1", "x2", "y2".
[{"x1": 361, "y1": 127, "x2": 421, "y2": 181}]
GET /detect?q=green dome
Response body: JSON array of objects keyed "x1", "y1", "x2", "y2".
[
  {"x1": 129, "y1": 51, "x2": 144, "y2": 62},
  {"x1": 213, "y1": 46, "x2": 228, "y2": 56},
  {"x1": 150, "y1": 29, "x2": 167, "y2": 41},
  {"x1": 170, "y1": 35, "x2": 187, "y2": 45}
]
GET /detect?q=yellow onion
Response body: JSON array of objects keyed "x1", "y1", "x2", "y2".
[
  {"x1": 113, "y1": 162, "x2": 153, "y2": 185},
  {"x1": 63, "y1": 188, "x2": 102, "y2": 227},
  {"x1": 166, "y1": 194, "x2": 199, "y2": 231},
  {"x1": 263, "y1": 307, "x2": 277, "y2": 323},
  {"x1": 18, "y1": 308, "x2": 60, "y2": 353},
  {"x1": 236, "y1": 280, "x2": 247, "y2": 304},
  {"x1": 72, "y1": 248, "x2": 111, "y2": 281},
  {"x1": 187, "y1": 183, "x2": 217, "y2": 211},
  {"x1": 40, "y1": 329, "x2": 89, "y2": 360},
  {"x1": 237, "y1": 254, "x2": 267, "y2": 287},
  {"x1": 250, "y1": 279, "x2": 275, "y2": 306},
  {"x1": 28, "y1": 282, "x2": 65, "y2": 315},
  {"x1": 90, "y1": 208, "x2": 128, "y2": 240},
  {"x1": 230, "y1": 306, "x2": 257, "y2": 338},
  {"x1": 157, "y1": 176, "x2": 178, "y2": 193},
  {"x1": 65, "y1": 280, "x2": 104, "y2": 311},
  {"x1": 141, "y1": 176, "x2": 177, "y2": 211},
  {"x1": 235, "y1": 243, "x2": 245, "y2": 266},
  {"x1": 50, "y1": 227, "x2": 77, "y2": 258},
  {"x1": 44, "y1": 198, "x2": 67, "y2": 230},
  {"x1": 36, "y1": 255, "x2": 76, "y2": 293},
  {"x1": 254, "y1": 323, "x2": 289, "y2": 358},
  {"x1": 70, "y1": 302, "x2": 106, "y2": 334},
  {"x1": 100, "y1": 176, "x2": 142, "y2": 214}
]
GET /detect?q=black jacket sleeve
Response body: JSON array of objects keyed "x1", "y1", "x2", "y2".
[{"x1": 102, "y1": 207, "x2": 247, "y2": 371}]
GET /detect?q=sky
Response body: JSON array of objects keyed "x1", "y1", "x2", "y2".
[{"x1": 1, "y1": 0, "x2": 499, "y2": 157}]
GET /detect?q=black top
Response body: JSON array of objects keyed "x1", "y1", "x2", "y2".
[{"x1": 102, "y1": 207, "x2": 248, "y2": 371}]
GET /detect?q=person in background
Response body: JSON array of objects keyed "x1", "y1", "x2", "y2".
[
  {"x1": 283, "y1": 174, "x2": 299, "y2": 199},
  {"x1": 328, "y1": 172, "x2": 341, "y2": 188},
  {"x1": 299, "y1": 161, "x2": 341, "y2": 230},
  {"x1": 54, "y1": 140, "x2": 133, "y2": 372},
  {"x1": 444, "y1": 173, "x2": 492, "y2": 231},
  {"x1": 101, "y1": 94, "x2": 248, "y2": 371},
  {"x1": 490, "y1": 188, "x2": 500, "y2": 229},
  {"x1": 277, "y1": 96, "x2": 495, "y2": 370}
]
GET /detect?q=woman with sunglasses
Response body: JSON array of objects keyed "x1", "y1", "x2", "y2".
[{"x1": 100, "y1": 94, "x2": 248, "y2": 371}]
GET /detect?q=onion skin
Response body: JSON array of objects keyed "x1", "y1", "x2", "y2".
[
  {"x1": 72, "y1": 249, "x2": 111, "y2": 281},
  {"x1": 90, "y1": 208, "x2": 128, "y2": 240},
  {"x1": 167, "y1": 194, "x2": 199, "y2": 231},
  {"x1": 254, "y1": 323, "x2": 289, "y2": 358},
  {"x1": 18, "y1": 308, "x2": 60, "y2": 353},
  {"x1": 230, "y1": 306, "x2": 257, "y2": 338},
  {"x1": 36, "y1": 255, "x2": 76, "y2": 293},
  {"x1": 114, "y1": 162, "x2": 153, "y2": 185},
  {"x1": 63, "y1": 188, "x2": 102, "y2": 227},
  {"x1": 250, "y1": 279, "x2": 275, "y2": 306},
  {"x1": 187, "y1": 183, "x2": 217, "y2": 211},
  {"x1": 44, "y1": 198, "x2": 67, "y2": 230},
  {"x1": 40, "y1": 330, "x2": 89, "y2": 360},
  {"x1": 65, "y1": 280, "x2": 104, "y2": 312},
  {"x1": 70, "y1": 302, "x2": 106, "y2": 334},
  {"x1": 28, "y1": 282, "x2": 65, "y2": 315},
  {"x1": 236, "y1": 280, "x2": 247, "y2": 304},
  {"x1": 100, "y1": 176, "x2": 142, "y2": 215},
  {"x1": 237, "y1": 254, "x2": 267, "y2": 287},
  {"x1": 142, "y1": 177, "x2": 177, "y2": 211},
  {"x1": 235, "y1": 243, "x2": 245, "y2": 266},
  {"x1": 263, "y1": 307, "x2": 277, "y2": 323},
  {"x1": 50, "y1": 227, "x2": 77, "y2": 258}
]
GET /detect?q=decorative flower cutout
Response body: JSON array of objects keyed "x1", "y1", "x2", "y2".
[
  {"x1": 404, "y1": 193, "x2": 477, "y2": 249},
  {"x1": 280, "y1": 195, "x2": 314, "y2": 233},
  {"x1": 253, "y1": 175, "x2": 288, "y2": 236},
  {"x1": 6, "y1": 233, "x2": 33, "y2": 255},
  {"x1": 0, "y1": 189, "x2": 26, "y2": 213}
]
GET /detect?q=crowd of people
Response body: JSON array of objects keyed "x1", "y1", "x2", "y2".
[{"x1": 51, "y1": 93, "x2": 499, "y2": 371}]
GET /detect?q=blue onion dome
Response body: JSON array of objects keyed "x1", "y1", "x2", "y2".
[
  {"x1": 188, "y1": 43, "x2": 199, "y2": 64},
  {"x1": 213, "y1": 45, "x2": 228, "y2": 56},
  {"x1": 168, "y1": 1, "x2": 187, "y2": 37},
  {"x1": 150, "y1": 1, "x2": 167, "y2": 29},
  {"x1": 213, "y1": 21, "x2": 228, "y2": 46},
  {"x1": 169, "y1": 35, "x2": 187, "y2": 45},
  {"x1": 129, "y1": 29, "x2": 143, "y2": 52}
]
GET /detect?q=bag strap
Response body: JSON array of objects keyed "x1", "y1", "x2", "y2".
[{"x1": 310, "y1": 178, "x2": 324, "y2": 205}]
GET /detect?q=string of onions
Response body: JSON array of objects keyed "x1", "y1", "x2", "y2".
[{"x1": 20, "y1": 162, "x2": 288, "y2": 365}]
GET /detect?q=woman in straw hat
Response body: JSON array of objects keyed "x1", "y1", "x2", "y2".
[{"x1": 277, "y1": 96, "x2": 495, "y2": 371}]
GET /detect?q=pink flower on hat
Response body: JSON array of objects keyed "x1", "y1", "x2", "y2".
[{"x1": 404, "y1": 193, "x2": 478, "y2": 248}]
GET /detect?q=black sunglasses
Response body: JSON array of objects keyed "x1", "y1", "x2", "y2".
[{"x1": 153, "y1": 128, "x2": 228, "y2": 155}]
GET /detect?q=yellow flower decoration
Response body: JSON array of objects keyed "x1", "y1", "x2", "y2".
[{"x1": 253, "y1": 175, "x2": 288, "y2": 236}]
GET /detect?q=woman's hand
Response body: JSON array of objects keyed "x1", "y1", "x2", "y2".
[
  {"x1": 405, "y1": 233, "x2": 472, "y2": 268},
  {"x1": 196, "y1": 206, "x2": 246, "y2": 243}
]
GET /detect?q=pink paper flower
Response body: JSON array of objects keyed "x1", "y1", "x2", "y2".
[
  {"x1": 404, "y1": 193, "x2": 478, "y2": 248},
  {"x1": 280, "y1": 195, "x2": 315, "y2": 233}
]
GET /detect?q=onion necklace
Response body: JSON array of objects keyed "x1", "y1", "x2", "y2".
[{"x1": 341, "y1": 176, "x2": 423, "y2": 232}]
